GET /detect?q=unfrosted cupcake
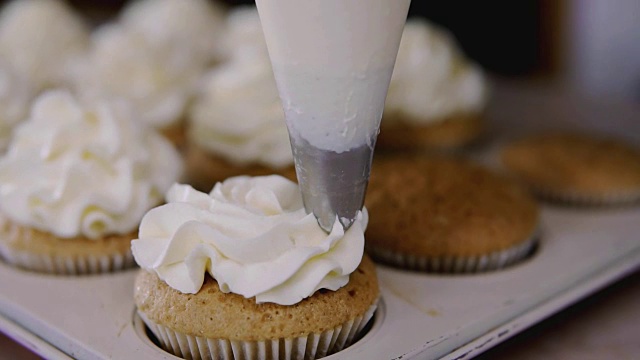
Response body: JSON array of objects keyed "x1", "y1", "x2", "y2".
[
  {"x1": 0, "y1": 90, "x2": 183, "y2": 275},
  {"x1": 380, "y1": 18, "x2": 489, "y2": 151},
  {"x1": 365, "y1": 156, "x2": 539, "y2": 273},
  {"x1": 186, "y1": 10, "x2": 292, "y2": 191},
  {"x1": 501, "y1": 132, "x2": 640, "y2": 205},
  {"x1": 0, "y1": 0, "x2": 89, "y2": 91},
  {"x1": 132, "y1": 176, "x2": 378, "y2": 359}
]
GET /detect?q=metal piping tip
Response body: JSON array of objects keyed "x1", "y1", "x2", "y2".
[{"x1": 290, "y1": 134, "x2": 375, "y2": 233}]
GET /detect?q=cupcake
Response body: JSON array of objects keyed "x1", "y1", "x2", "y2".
[
  {"x1": 186, "y1": 9, "x2": 293, "y2": 192},
  {"x1": 70, "y1": 2, "x2": 222, "y2": 147},
  {"x1": 379, "y1": 18, "x2": 489, "y2": 151},
  {"x1": 0, "y1": 90, "x2": 183, "y2": 275},
  {"x1": 365, "y1": 156, "x2": 539, "y2": 273},
  {"x1": 119, "y1": 0, "x2": 226, "y2": 66},
  {"x1": 0, "y1": 0, "x2": 89, "y2": 91},
  {"x1": 501, "y1": 132, "x2": 640, "y2": 205},
  {"x1": 132, "y1": 176, "x2": 378, "y2": 359}
]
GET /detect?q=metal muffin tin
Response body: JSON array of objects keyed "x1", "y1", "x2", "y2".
[{"x1": 0, "y1": 83, "x2": 639, "y2": 359}]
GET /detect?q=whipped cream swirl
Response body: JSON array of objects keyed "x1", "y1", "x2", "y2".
[
  {"x1": 72, "y1": 24, "x2": 205, "y2": 129},
  {"x1": 385, "y1": 18, "x2": 488, "y2": 123},
  {"x1": 120, "y1": 0, "x2": 226, "y2": 65},
  {"x1": 189, "y1": 51, "x2": 292, "y2": 168},
  {"x1": 0, "y1": 0, "x2": 89, "y2": 91},
  {"x1": 0, "y1": 90, "x2": 183, "y2": 239},
  {"x1": 132, "y1": 176, "x2": 367, "y2": 305},
  {"x1": 0, "y1": 60, "x2": 33, "y2": 151}
]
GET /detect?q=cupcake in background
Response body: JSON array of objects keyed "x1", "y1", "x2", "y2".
[
  {"x1": 119, "y1": 0, "x2": 227, "y2": 67},
  {"x1": 365, "y1": 156, "x2": 539, "y2": 273},
  {"x1": 133, "y1": 176, "x2": 378, "y2": 359},
  {"x1": 70, "y1": 24, "x2": 206, "y2": 147},
  {"x1": 69, "y1": 0, "x2": 226, "y2": 147},
  {"x1": 0, "y1": 59, "x2": 33, "y2": 152},
  {"x1": 501, "y1": 132, "x2": 640, "y2": 205},
  {"x1": 0, "y1": 0, "x2": 89, "y2": 92},
  {"x1": 380, "y1": 18, "x2": 489, "y2": 151},
  {"x1": 0, "y1": 90, "x2": 183, "y2": 275},
  {"x1": 186, "y1": 7, "x2": 293, "y2": 191}
]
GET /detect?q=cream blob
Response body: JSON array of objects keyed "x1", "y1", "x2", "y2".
[
  {"x1": 0, "y1": 0, "x2": 89, "y2": 90},
  {"x1": 72, "y1": 24, "x2": 204, "y2": 129},
  {"x1": 120, "y1": 0, "x2": 226, "y2": 64},
  {"x1": 0, "y1": 90, "x2": 183, "y2": 239},
  {"x1": 0, "y1": 60, "x2": 33, "y2": 151},
  {"x1": 189, "y1": 53, "x2": 292, "y2": 169},
  {"x1": 385, "y1": 18, "x2": 488, "y2": 123},
  {"x1": 131, "y1": 176, "x2": 367, "y2": 305}
]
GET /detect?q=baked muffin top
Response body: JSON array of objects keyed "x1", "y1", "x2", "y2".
[
  {"x1": 134, "y1": 255, "x2": 379, "y2": 341},
  {"x1": 365, "y1": 156, "x2": 539, "y2": 257},
  {"x1": 501, "y1": 132, "x2": 640, "y2": 199}
]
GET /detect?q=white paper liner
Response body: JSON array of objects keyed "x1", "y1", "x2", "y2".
[
  {"x1": 138, "y1": 299, "x2": 378, "y2": 360},
  {"x1": 366, "y1": 236, "x2": 538, "y2": 273},
  {"x1": 530, "y1": 185, "x2": 640, "y2": 207},
  {"x1": 0, "y1": 243, "x2": 135, "y2": 275}
]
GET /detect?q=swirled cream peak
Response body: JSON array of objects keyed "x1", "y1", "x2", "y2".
[
  {"x1": 218, "y1": 7, "x2": 268, "y2": 62},
  {"x1": 0, "y1": 0, "x2": 89, "y2": 91},
  {"x1": 72, "y1": 24, "x2": 205, "y2": 129},
  {"x1": 131, "y1": 176, "x2": 367, "y2": 305},
  {"x1": 0, "y1": 60, "x2": 34, "y2": 151},
  {"x1": 120, "y1": 0, "x2": 226, "y2": 64},
  {"x1": 189, "y1": 52, "x2": 292, "y2": 168},
  {"x1": 385, "y1": 18, "x2": 488, "y2": 123},
  {"x1": 0, "y1": 90, "x2": 183, "y2": 239}
]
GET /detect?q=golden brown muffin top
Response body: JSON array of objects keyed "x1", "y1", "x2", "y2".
[
  {"x1": 501, "y1": 132, "x2": 640, "y2": 197},
  {"x1": 0, "y1": 217, "x2": 135, "y2": 257},
  {"x1": 365, "y1": 156, "x2": 539, "y2": 257},
  {"x1": 134, "y1": 255, "x2": 379, "y2": 341}
]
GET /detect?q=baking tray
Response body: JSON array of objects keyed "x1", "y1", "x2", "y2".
[{"x1": 0, "y1": 82, "x2": 639, "y2": 359}]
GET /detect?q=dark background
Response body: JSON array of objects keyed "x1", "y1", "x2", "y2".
[{"x1": 60, "y1": 0, "x2": 563, "y2": 77}]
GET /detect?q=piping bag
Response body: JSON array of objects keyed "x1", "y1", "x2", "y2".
[{"x1": 256, "y1": 0, "x2": 410, "y2": 232}]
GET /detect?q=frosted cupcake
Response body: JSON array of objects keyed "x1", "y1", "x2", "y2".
[
  {"x1": 0, "y1": 90, "x2": 182, "y2": 275},
  {"x1": 186, "y1": 20, "x2": 293, "y2": 191},
  {"x1": 380, "y1": 18, "x2": 489, "y2": 151},
  {"x1": 365, "y1": 156, "x2": 539, "y2": 273},
  {"x1": 119, "y1": 0, "x2": 226, "y2": 66},
  {"x1": 70, "y1": 20, "x2": 209, "y2": 147},
  {"x1": 0, "y1": 59, "x2": 33, "y2": 152},
  {"x1": 0, "y1": 0, "x2": 89, "y2": 91},
  {"x1": 501, "y1": 132, "x2": 640, "y2": 205},
  {"x1": 133, "y1": 176, "x2": 378, "y2": 359}
]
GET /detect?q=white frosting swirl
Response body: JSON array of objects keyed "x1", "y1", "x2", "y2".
[
  {"x1": 0, "y1": 0, "x2": 89, "y2": 91},
  {"x1": 0, "y1": 90, "x2": 183, "y2": 239},
  {"x1": 189, "y1": 53, "x2": 292, "y2": 168},
  {"x1": 218, "y1": 7, "x2": 269, "y2": 62},
  {"x1": 120, "y1": 0, "x2": 226, "y2": 64},
  {"x1": 0, "y1": 60, "x2": 33, "y2": 151},
  {"x1": 72, "y1": 24, "x2": 204, "y2": 129},
  {"x1": 132, "y1": 176, "x2": 367, "y2": 305},
  {"x1": 385, "y1": 18, "x2": 488, "y2": 123}
]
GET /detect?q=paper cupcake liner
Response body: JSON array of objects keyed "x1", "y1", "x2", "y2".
[
  {"x1": 530, "y1": 185, "x2": 640, "y2": 207},
  {"x1": 366, "y1": 236, "x2": 538, "y2": 273},
  {"x1": 0, "y1": 243, "x2": 135, "y2": 275},
  {"x1": 138, "y1": 299, "x2": 378, "y2": 360}
]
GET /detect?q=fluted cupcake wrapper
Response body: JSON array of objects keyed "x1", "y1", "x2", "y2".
[
  {"x1": 367, "y1": 237, "x2": 538, "y2": 274},
  {"x1": 138, "y1": 299, "x2": 378, "y2": 360},
  {"x1": 0, "y1": 244, "x2": 135, "y2": 275},
  {"x1": 530, "y1": 186, "x2": 640, "y2": 207}
]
